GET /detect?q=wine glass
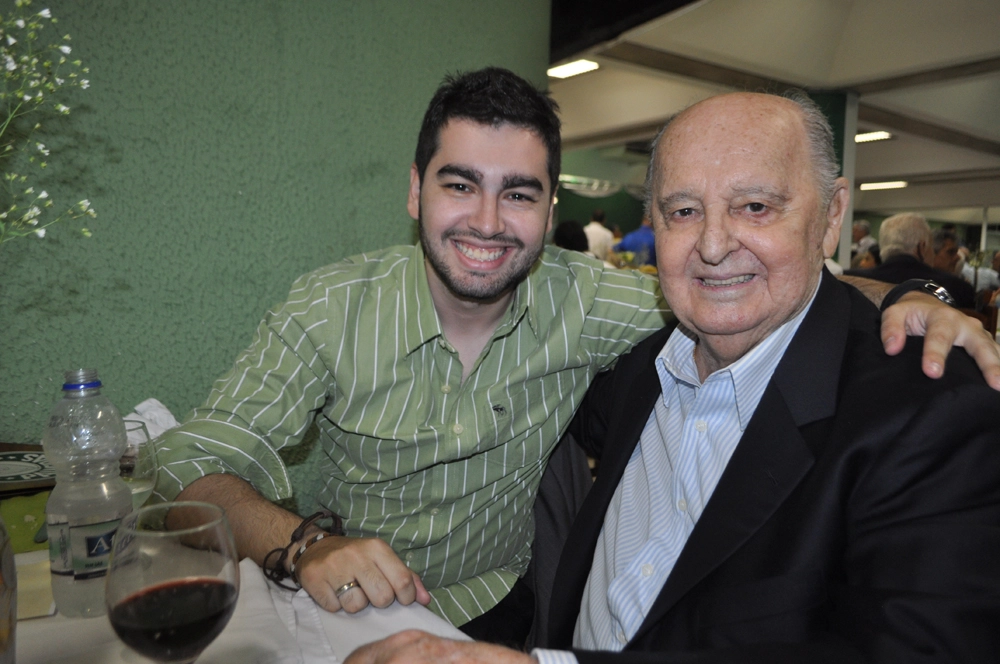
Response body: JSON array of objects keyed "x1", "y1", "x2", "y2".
[
  {"x1": 106, "y1": 502, "x2": 240, "y2": 664},
  {"x1": 120, "y1": 420, "x2": 158, "y2": 509}
]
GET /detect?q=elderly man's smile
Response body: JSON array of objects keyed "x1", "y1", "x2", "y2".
[{"x1": 698, "y1": 274, "x2": 755, "y2": 287}]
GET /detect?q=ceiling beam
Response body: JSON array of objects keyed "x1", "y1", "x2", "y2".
[
  {"x1": 598, "y1": 41, "x2": 798, "y2": 94},
  {"x1": 563, "y1": 117, "x2": 667, "y2": 152},
  {"x1": 852, "y1": 55, "x2": 1000, "y2": 95},
  {"x1": 858, "y1": 104, "x2": 1000, "y2": 157},
  {"x1": 596, "y1": 42, "x2": 1000, "y2": 158},
  {"x1": 856, "y1": 167, "x2": 1000, "y2": 187}
]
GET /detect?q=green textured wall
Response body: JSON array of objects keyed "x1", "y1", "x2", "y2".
[{"x1": 0, "y1": 0, "x2": 551, "y2": 443}]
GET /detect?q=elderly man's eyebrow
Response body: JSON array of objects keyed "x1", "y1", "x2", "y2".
[
  {"x1": 731, "y1": 185, "x2": 790, "y2": 205},
  {"x1": 436, "y1": 164, "x2": 483, "y2": 184},
  {"x1": 502, "y1": 174, "x2": 544, "y2": 192},
  {"x1": 656, "y1": 191, "x2": 697, "y2": 215}
]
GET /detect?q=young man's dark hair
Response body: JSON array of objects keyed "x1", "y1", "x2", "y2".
[{"x1": 414, "y1": 67, "x2": 561, "y2": 194}]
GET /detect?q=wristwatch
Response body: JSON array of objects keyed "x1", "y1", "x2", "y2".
[{"x1": 880, "y1": 279, "x2": 957, "y2": 312}]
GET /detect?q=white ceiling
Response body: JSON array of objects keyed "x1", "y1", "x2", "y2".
[{"x1": 551, "y1": 0, "x2": 1000, "y2": 223}]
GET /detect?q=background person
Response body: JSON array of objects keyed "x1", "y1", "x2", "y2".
[
  {"x1": 844, "y1": 212, "x2": 975, "y2": 308},
  {"x1": 583, "y1": 210, "x2": 615, "y2": 262}
]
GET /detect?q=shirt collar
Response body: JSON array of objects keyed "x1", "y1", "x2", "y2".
[
  {"x1": 656, "y1": 274, "x2": 823, "y2": 431},
  {"x1": 400, "y1": 243, "x2": 537, "y2": 356}
]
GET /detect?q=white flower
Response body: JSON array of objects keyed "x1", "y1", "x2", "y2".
[
  {"x1": 36, "y1": 143, "x2": 49, "y2": 155},
  {"x1": 14, "y1": 19, "x2": 25, "y2": 28},
  {"x1": 79, "y1": 199, "x2": 91, "y2": 210},
  {"x1": 59, "y1": 45, "x2": 71, "y2": 55},
  {"x1": 21, "y1": 93, "x2": 31, "y2": 101},
  {"x1": 55, "y1": 77, "x2": 64, "y2": 85},
  {"x1": 34, "y1": 228, "x2": 45, "y2": 238},
  {"x1": 39, "y1": 9, "x2": 52, "y2": 18},
  {"x1": 24, "y1": 187, "x2": 34, "y2": 194},
  {"x1": 26, "y1": 206, "x2": 41, "y2": 218},
  {"x1": 80, "y1": 79, "x2": 89, "y2": 89},
  {"x1": 6, "y1": 36, "x2": 16, "y2": 46},
  {"x1": 38, "y1": 190, "x2": 48, "y2": 199},
  {"x1": 56, "y1": 103, "x2": 69, "y2": 113},
  {"x1": 4, "y1": 56, "x2": 16, "y2": 71}
]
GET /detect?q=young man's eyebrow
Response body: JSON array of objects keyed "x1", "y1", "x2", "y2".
[
  {"x1": 436, "y1": 164, "x2": 483, "y2": 184},
  {"x1": 502, "y1": 174, "x2": 544, "y2": 192}
]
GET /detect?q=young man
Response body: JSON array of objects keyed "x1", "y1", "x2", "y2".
[{"x1": 156, "y1": 69, "x2": 1000, "y2": 645}]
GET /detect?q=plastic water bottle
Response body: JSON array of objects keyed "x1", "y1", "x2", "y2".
[{"x1": 43, "y1": 369, "x2": 132, "y2": 618}]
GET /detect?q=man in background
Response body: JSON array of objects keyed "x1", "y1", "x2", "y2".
[
  {"x1": 583, "y1": 209, "x2": 615, "y2": 262},
  {"x1": 851, "y1": 218, "x2": 877, "y2": 255},
  {"x1": 613, "y1": 217, "x2": 656, "y2": 267},
  {"x1": 931, "y1": 227, "x2": 962, "y2": 274},
  {"x1": 845, "y1": 212, "x2": 975, "y2": 308}
]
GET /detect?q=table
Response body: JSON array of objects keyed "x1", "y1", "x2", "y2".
[{"x1": 17, "y1": 557, "x2": 469, "y2": 663}]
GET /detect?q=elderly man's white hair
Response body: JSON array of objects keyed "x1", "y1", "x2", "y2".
[{"x1": 878, "y1": 212, "x2": 931, "y2": 260}]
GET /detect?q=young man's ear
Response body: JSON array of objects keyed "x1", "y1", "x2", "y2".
[{"x1": 407, "y1": 163, "x2": 421, "y2": 221}]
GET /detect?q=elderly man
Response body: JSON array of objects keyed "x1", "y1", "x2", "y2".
[
  {"x1": 347, "y1": 91, "x2": 1000, "y2": 663},
  {"x1": 845, "y1": 212, "x2": 975, "y2": 308}
]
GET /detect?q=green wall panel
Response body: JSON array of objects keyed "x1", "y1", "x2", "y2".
[{"x1": 0, "y1": 0, "x2": 551, "y2": 442}]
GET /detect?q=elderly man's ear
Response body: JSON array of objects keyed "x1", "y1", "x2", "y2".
[{"x1": 822, "y1": 178, "x2": 851, "y2": 258}]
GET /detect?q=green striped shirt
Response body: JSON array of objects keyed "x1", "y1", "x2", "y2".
[{"x1": 154, "y1": 244, "x2": 671, "y2": 625}]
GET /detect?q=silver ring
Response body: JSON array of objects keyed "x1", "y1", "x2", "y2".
[{"x1": 335, "y1": 580, "x2": 359, "y2": 598}]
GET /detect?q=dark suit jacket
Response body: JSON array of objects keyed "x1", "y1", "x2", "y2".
[
  {"x1": 548, "y1": 273, "x2": 1000, "y2": 662},
  {"x1": 844, "y1": 253, "x2": 976, "y2": 308}
]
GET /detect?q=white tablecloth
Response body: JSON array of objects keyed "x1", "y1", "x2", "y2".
[{"x1": 17, "y1": 558, "x2": 469, "y2": 663}]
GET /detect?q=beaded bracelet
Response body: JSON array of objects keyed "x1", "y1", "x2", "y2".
[
  {"x1": 289, "y1": 532, "x2": 329, "y2": 583},
  {"x1": 263, "y1": 509, "x2": 343, "y2": 591}
]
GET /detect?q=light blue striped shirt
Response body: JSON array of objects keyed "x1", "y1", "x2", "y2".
[{"x1": 534, "y1": 280, "x2": 819, "y2": 662}]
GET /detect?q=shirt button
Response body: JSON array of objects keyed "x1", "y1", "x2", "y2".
[
  {"x1": 641, "y1": 564, "x2": 653, "y2": 577},
  {"x1": 617, "y1": 630, "x2": 628, "y2": 644},
  {"x1": 695, "y1": 420, "x2": 707, "y2": 432},
  {"x1": 677, "y1": 499, "x2": 687, "y2": 512},
  {"x1": 430, "y1": 507, "x2": 440, "y2": 516},
  {"x1": 441, "y1": 384, "x2": 452, "y2": 394},
  {"x1": 406, "y1": 552, "x2": 414, "y2": 561},
  {"x1": 452, "y1": 423, "x2": 464, "y2": 435}
]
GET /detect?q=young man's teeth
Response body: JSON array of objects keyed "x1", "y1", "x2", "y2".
[
  {"x1": 457, "y1": 243, "x2": 505, "y2": 262},
  {"x1": 702, "y1": 275, "x2": 753, "y2": 286}
]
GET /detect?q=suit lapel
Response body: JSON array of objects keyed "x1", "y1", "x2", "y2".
[
  {"x1": 548, "y1": 328, "x2": 668, "y2": 647},
  {"x1": 632, "y1": 273, "x2": 852, "y2": 641}
]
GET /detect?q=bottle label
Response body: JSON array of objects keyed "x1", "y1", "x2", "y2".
[
  {"x1": 49, "y1": 519, "x2": 121, "y2": 580},
  {"x1": 69, "y1": 520, "x2": 120, "y2": 580}
]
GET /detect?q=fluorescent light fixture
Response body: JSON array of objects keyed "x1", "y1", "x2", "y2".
[
  {"x1": 547, "y1": 59, "x2": 599, "y2": 79},
  {"x1": 859, "y1": 181, "x2": 908, "y2": 191},
  {"x1": 855, "y1": 130, "x2": 893, "y2": 143}
]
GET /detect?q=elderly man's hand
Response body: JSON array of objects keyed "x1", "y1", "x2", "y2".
[
  {"x1": 882, "y1": 291, "x2": 1000, "y2": 390},
  {"x1": 344, "y1": 630, "x2": 533, "y2": 664},
  {"x1": 294, "y1": 535, "x2": 431, "y2": 613}
]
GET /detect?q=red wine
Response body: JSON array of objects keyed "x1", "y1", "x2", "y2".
[{"x1": 109, "y1": 578, "x2": 237, "y2": 662}]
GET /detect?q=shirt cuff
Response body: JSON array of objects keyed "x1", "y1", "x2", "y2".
[{"x1": 531, "y1": 648, "x2": 580, "y2": 664}]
